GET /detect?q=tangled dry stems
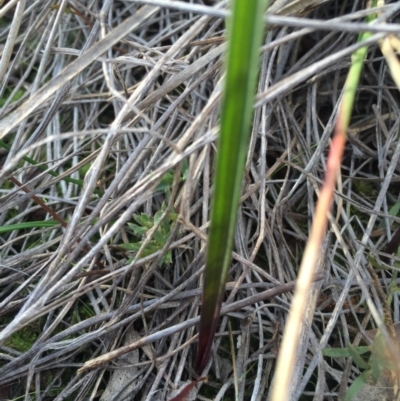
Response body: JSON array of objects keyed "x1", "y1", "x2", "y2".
[{"x1": 1, "y1": 1, "x2": 400, "y2": 400}]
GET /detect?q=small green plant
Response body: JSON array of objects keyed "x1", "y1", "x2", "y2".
[
  {"x1": 323, "y1": 334, "x2": 400, "y2": 401},
  {"x1": 120, "y1": 202, "x2": 177, "y2": 265},
  {"x1": 379, "y1": 200, "x2": 400, "y2": 229},
  {"x1": 155, "y1": 159, "x2": 188, "y2": 193},
  {"x1": 323, "y1": 248, "x2": 400, "y2": 400}
]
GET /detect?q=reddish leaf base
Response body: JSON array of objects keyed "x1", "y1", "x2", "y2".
[{"x1": 168, "y1": 377, "x2": 208, "y2": 401}]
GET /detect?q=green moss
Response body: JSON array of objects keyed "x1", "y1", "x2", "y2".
[
  {"x1": 0, "y1": 88, "x2": 25, "y2": 107},
  {"x1": 4, "y1": 319, "x2": 42, "y2": 352},
  {"x1": 353, "y1": 179, "x2": 377, "y2": 197}
]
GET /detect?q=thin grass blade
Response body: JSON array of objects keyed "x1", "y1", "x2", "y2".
[
  {"x1": 0, "y1": 221, "x2": 60, "y2": 234},
  {"x1": 271, "y1": 3, "x2": 379, "y2": 400}
]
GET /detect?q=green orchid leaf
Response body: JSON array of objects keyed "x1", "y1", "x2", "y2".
[{"x1": 195, "y1": 0, "x2": 269, "y2": 373}]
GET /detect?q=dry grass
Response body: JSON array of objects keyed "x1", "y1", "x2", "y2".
[{"x1": 1, "y1": 1, "x2": 400, "y2": 400}]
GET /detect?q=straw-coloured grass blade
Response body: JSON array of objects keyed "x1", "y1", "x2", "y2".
[{"x1": 271, "y1": 2, "x2": 381, "y2": 400}]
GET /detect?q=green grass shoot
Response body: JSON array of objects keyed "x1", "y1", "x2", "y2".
[
  {"x1": 0, "y1": 139, "x2": 95, "y2": 191},
  {"x1": 0, "y1": 221, "x2": 60, "y2": 234}
]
